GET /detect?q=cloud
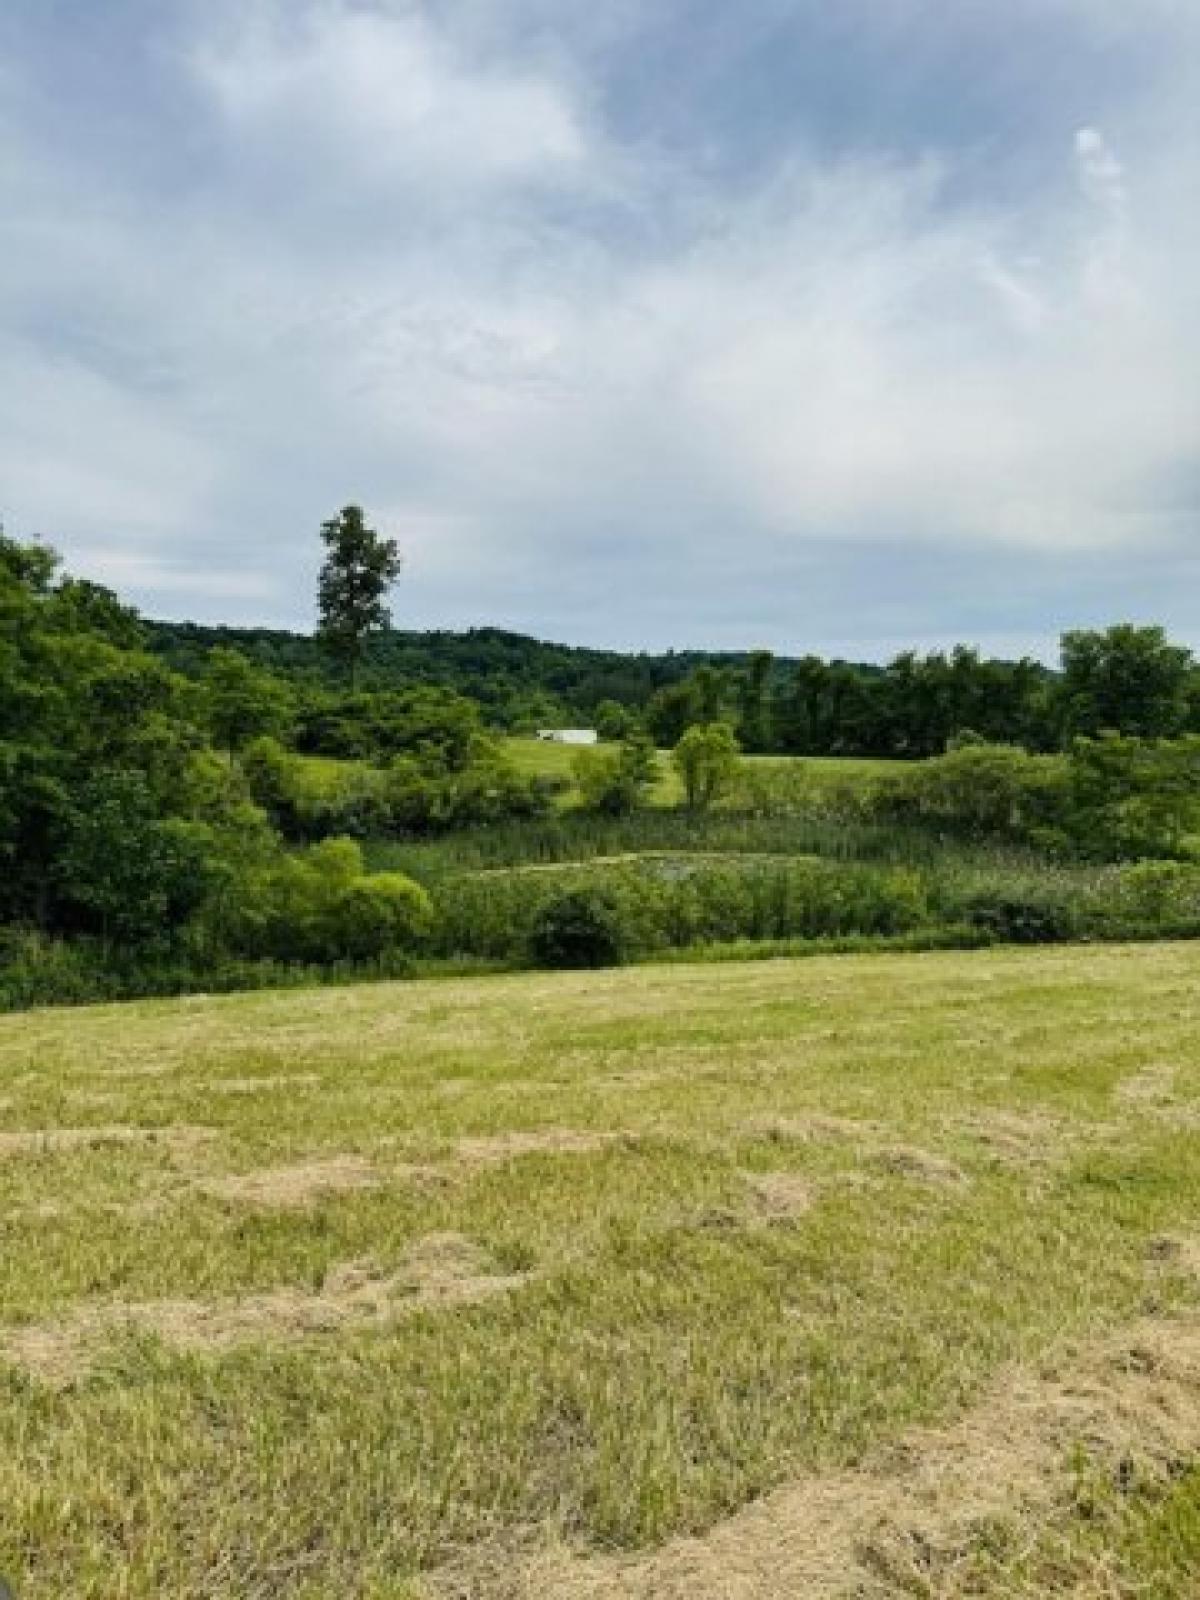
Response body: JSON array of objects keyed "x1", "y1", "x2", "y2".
[
  {"x1": 191, "y1": 3, "x2": 587, "y2": 191},
  {"x1": 0, "y1": 0, "x2": 1198, "y2": 650}
]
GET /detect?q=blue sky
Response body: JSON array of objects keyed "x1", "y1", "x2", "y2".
[{"x1": 1, "y1": 0, "x2": 1197, "y2": 656}]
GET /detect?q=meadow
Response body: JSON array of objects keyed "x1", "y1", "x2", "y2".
[
  {"x1": 2, "y1": 943, "x2": 1200, "y2": 1597},
  {"x1": 500, "y1": 738, "x2": 897, "y2": 809},
  {"x1": 303, "y1": 739, "x2": 901, "y2": 816}
]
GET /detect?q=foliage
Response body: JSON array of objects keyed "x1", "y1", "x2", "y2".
[
  {"x1": 573, "y1": 732, "x2": 659, "y2": 816},
  {"x1": 228, "y1": 838, "x2": 431, "y2": 964},
  {"x1": 956, "y1": 886, "x2": 1079, "y2": 944},
  {"x1": 529, "y1": 887, "x2": 628, "y2": 968},
  {"x1": 54, "y1": 771, "x2": 220, "y2": 945},
  {"x1": 431, "y1": 856, "x2": 933, "y2": 964},
  {"x1": 147, "y1": 615, "x2": 1200, "y2": 760},
  {"x1": 1065, "y1": 733, "x2": 1200, "y2": 860},
  {"x1": 202, "y1": 647, "x2": 293, "y2": 752},
  {"x1": 735, "y1": 649, "x2": 775, "y2": 752},
  {"x1": 1060, "y1": 624, "x2": 1192, "y2": 740},
  {"x1": 874, "y1": 744, "x2": 1070, "y2": 843},
  {"x1": 672, "y1": 722, "x2": 741, "y2": 812},
  {"x1": 295, "y1": 684, "x2": 483, "y2": 764},
  {"x1": 316, "y1": 505, "x2": 403, "y2": 679},
  {"x1": 0, "y1": 529, "x2": 223, "y2": 929},
  {"x1": 243, "y1": 737, "x2": 551, "y2": 842},
  {"x1": 593, "y1": 699, "x2": 634, "y2": 741}
]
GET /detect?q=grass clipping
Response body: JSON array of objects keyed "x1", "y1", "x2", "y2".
[
  {"x1": 438, "y1": 1312, "x2": 1200, "y2": 1599},
  {"x1": 2, "y1": 1234, "x2": 527, "y2": 1386}
]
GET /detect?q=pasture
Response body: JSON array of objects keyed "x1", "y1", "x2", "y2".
[
  {"x1": 2, "y1": 944, "x2": 1200, "y2": 1596},
  {"x1": 502, "y1": 737, "x2": 899, "y2": 809}
]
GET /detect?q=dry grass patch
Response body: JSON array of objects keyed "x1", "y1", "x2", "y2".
[
  {"x1": 867, "y1": 1144, "x2": 969, "y2": 1187},
  {"x1": 447, "y1": 1129, "x2": 632, "y2": 1166},
  {"x1": 1118, "y1": 1062, "x2": 1178, "y2": 1105},
  {"x1": 740, "y1": 1170, "x2": 816, "y2": 1223},
  {"x1": 0, "y1": 1123, "x2": 213, "y2": 1159},
  {"x1": 201, "y1": 1154, "x2": 381, "y2": 1209},
  {"x1": 743, "y1": 1112, "x2": 882, "y2": 1147},
  {"x1": 0, "y1": 1233, "x2": 529, "y2": 1386},
  {"x1": 466, "y1": 1311, "x2": 1200, "y2": 1600},
  {"x1": 949, "y1": 1108, "x2": 1098, "y2": 1169}
]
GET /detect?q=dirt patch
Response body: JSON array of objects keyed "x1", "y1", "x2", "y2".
[
  {"x1": 0, "y1": 1125, "x2": 213, "y2": 1159},
  {"x1": 867, "y1": 1145, "x2": 968, "y2": 1187},
  {"x1": 741, "y1": 1171, "x2": 815, "y2": 1223},
  {"x1": 0, "y1": 1233, "x2": 528, "y2": 1385},
  {"x1": 202, "y1": 1155, "x2": 380, "y2": 1209},
  {"x1": 447, "y1": 1312, "x2": 1200, "y2": 1599}
]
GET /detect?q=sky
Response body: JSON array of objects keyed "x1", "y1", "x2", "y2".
[{"x1": 1, "y1": 0, "x2": 1198, "y2": 658}]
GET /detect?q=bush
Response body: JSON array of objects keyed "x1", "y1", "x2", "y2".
[
  {"x1": 1065, "y1": 735, "x2": 1200, "y2": 861},
  {"x1": 229, "y1": 838, "x2": 432, "y2": 964},
  {"x1": 54, "y1": 771, "x2": 221, "y2": 945},
  {"x1": 573, "y1": 734, "x2": 658, "y2": 816},
  {"x1": 958, "y1": 887, "x2": 1078, "y2": 944},
  {"x1": 874, "y1": 744, "x2": 1070, "y2": 843},
  {"x1": 0, "y1": 927, "x2": 111, "y2": 1008},
  {"x1": 320, "y1": 873, "x2": 433, "y2": 961},
  {"x1": 672, "y1": 723, "x2": 741, "y2": 812},
  {"x1": 530, "y1": 888, "x2": 628, "y2": 969}
]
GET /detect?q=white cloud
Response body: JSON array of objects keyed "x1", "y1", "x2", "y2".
[
  {"x1": 1, "y1": 0, "x2": 1198, "y2": 647},
  {"x1": 191, "y1": 4, "x2": 587, "y2": 189}
]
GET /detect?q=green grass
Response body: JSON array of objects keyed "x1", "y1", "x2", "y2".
[
  {"x1": 502, "y1": 737, "x2": 901, "y2": 809},
  {"x1": 1, "y1": 944, "x2": 1200, "y2": 1596}
]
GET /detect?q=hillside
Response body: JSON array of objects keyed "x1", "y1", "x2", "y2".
[
  {"x1": 144, "y1": 618, "x2": 777, "y2": 720},
  {"x1": 2, "y1": 944, "x2": 1199, "y2": 1597}
]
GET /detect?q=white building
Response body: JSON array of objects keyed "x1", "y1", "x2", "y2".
[{"x1": 536, "y1": 728, "x2": 598, "y2": 745}]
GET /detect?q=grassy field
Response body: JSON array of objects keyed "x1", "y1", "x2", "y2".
[
  {"x1": 502, "y1": 737, "x2": 899, "y2": 808},
  {"x1": 294, "y1": 742, "x2": 901, "y2": 820},
  {"x1": 2, "y1": 945, "x2": 1200, "y2": 1597}
]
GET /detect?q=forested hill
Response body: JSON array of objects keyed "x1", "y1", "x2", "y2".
[
  {"x1": 144, "y1": 619, "x2": 782, "y2": 723},
  {"x1": 146, "y1": 617, "x2": 1200, "y2": 759}
]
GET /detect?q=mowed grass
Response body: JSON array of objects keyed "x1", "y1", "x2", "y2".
[
  {"x1": 503, "y1": 736, "x2": 679, "y2": 805},
  {"x1": 1, "y1": 945, "x2": 1200, "y2": 1596},
  {"x1": 295, "y1": 741, "x2": 901, "y2": 816},
  {"x1": 503, "y1": 737, "x2": 900, "y2": 808}
]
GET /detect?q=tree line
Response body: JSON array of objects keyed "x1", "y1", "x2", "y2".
[
  {"x1": 146, "y1": 507, "x2": 1200, "y2": 758},
  {"x1": 150, "y1": 621, "x2": 1200, "y2": 760}
]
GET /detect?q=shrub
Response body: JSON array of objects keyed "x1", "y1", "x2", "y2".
[
  {"x1": 1064, "y1": 735, "x2": 1200, "y2": 861},
  {"x1": 0, "y1": 927, "x2": 110, "y2": 1008},
  {"x1": 530, "y1": 887, "x2": 628, "y2": 969},
  {"x1": 958, "y1": 887, "x2": 1078, "y2": 944},
  {"x1": 573, "y1": 734, "x2": 658, "y2": 816},
  {"x1": 54, "y1": 771, "x2": 220, "y2": 945},
  {"x1": 874, "y1": 744, "x2": 1070, "y2": 843},
  {"x1": 672, "y1": 723, "x2": 741, "y2": 812},
  {"x1": 320, "y1": 873, "x2": 433, "y2": 960},
  {"x1": 229, "y1": 838, "x2": 431, "y2": 964}
]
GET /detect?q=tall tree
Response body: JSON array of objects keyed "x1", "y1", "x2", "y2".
[
  {"x1": 316, "y1": 506, "x2": 403, "y2": 682},
  {"x1": 1059, "y1": 625, "x2": 1193, "y2": 741},
  {"x1": 736, "y1": 650, "x2": 774, "y2": 753}
]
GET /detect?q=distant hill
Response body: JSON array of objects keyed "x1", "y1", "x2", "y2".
[{"x1": 143, "y1": 619, "x2": 786, "y2": 721}]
